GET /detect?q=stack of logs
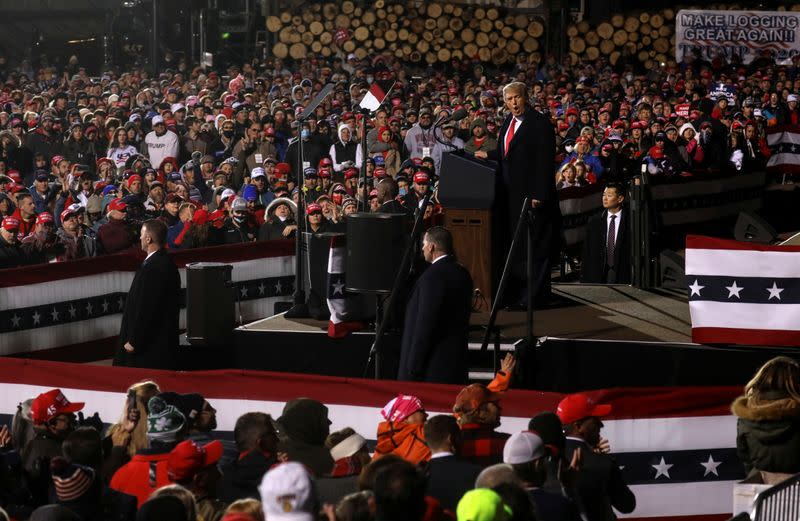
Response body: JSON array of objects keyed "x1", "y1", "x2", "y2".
[
  {"x1": 566, "y1": 9, "x2": 676, "y2": 69},
  {"x1": 266, "y1": 0, "x2": 545, "y2": 65}
]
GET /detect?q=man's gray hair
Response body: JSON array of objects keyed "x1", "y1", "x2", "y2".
[
  {"x1": 474, "y1": 463, "x2": 522, "y2": 489},
  {"x1": 502, "y1": 82, "x2": 527, "y2": 99}
]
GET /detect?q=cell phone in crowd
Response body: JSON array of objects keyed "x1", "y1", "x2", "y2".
[{"x1": 126, "y1": 390, "x2": 137, "y2": 412}]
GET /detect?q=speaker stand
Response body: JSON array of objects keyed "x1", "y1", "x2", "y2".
[{"x1": 480, "y1": 198, "x2": 536, "y2": 351}]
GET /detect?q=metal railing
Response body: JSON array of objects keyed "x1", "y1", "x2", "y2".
[{"x1": 753, "y1": 473, "x2": 800, "y2": 521}]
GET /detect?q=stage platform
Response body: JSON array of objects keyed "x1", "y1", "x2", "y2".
[
  {"x1": 225, "y1": 283, "x2": 800, "y2": 391},
  {"x1": 242, "y1": 284, "x2": 692, "y2": 344}
]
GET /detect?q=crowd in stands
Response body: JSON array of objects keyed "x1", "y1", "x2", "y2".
[
  {"x1": 0, "y1": 354, "x2": 640, "y2": 521},
  {"x1": 0, "y1": 49, "x2": 796, "y2": 268}
]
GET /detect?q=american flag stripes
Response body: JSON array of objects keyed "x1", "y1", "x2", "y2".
[
  {"x1": 766, "y1": 124, "x2": 800, "y2": 176},
  {"x1": 686, "y1": 235, "x2": 800, "y2": 346}
]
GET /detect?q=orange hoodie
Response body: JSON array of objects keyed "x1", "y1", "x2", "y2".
[
  {"x1": 373, "y1": 420, "x2": 430, "y2": 464},
  {"x1": 372, "y1": 370, "x2": 512, "y2": 465}
]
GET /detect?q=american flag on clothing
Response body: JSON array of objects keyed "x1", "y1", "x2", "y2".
[
  {"x1": 686, "y1": 235, "x2": 800, "y2": 346},
  {"x1": 766, "y1": 124, "x2": 800, "y2": 176}
]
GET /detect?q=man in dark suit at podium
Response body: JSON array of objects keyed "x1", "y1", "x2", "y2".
[
  {"x1": 398, "y1": 226, "x2": 473, "y2": 384},
  {"x1": 475, "y1": 82, "x2": 560, "y2": 308},
  {"x1": 580, "y1": 183, "x2": 631, "y2": 284}
]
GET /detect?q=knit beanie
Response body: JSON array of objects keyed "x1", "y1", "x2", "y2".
[
  {"x1": 50, "y1": 457, "x2": 95, "y2": 502},
  {"x1": 147, "y1": 395, "x2": 186, "y2": 443}
]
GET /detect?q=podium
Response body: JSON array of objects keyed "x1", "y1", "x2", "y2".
[{"x1": 439, "y1": 151, "x2": 497, "y2": 311}]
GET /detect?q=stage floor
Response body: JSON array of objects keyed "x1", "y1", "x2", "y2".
[{"x1": 240, "y1": 283, "x2": 692, "y2": 344}]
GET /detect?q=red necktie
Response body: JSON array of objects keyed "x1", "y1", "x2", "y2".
[{"x1": 505, "y1": 118, "x2": 516, "y2": 156}]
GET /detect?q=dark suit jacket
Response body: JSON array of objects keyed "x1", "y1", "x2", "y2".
[
  {"x1": 113, "y1": 248, "x2": 181, "y2": 370},
  {"x1": 425, "y1": 455, "x2": 482, "y2": 512},
  {"x1": 377, "y1": 199, "x2": 410, "y2": 215},
  {"x1": 528, "y1": 488, "x2": 582, "y2": 521},
  {"x1": 580, "y1": 209, "x2": 631, "y2": 284},
  {"x1": 398, "y1": 255, "x2": 473, "y2": 384},
  {"x1": 563, "y1": 439, "x2": 636, "y2": 521},
  {"x1": 487, "y1": 107, "x2": 561, "y2": 254}
]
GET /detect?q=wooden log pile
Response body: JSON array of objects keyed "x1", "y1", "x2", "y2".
[
  {"x1": 567, "y1": 4, "x2": 800, "y2": 69},
  {"x1": 266, "y1": 1, "x2": 545, "y2": 65},
  {"x1": 566, "y1": 9, "x2": 676, "y2": 70}
]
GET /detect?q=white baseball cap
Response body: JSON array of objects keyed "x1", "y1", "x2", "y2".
[
  {"x1": 250, "y1": 167, "x2": 266, "y2": 179},
  {"x1": 171, "y1": 103, "x2": 186, "y2": 113},
  {"x1": 259, "y1": 462, "x2": 316, "y2": 521},
  {"x1": 503, "y1": 431, "x2": 545, "y2": 464},
  {"x1": 152, "y1": 115, "x2": 165, "y2": 126}
]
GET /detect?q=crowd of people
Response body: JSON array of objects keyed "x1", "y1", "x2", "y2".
[
  {"x1": 0, "y1": 354, "x2": 641, "y2": 521},
  {"x1": 0, "y1": 350, "x2": 796, "y2": 521},
  {"x1": 0, "y1": 48, "x2": 794, "y2": 269}
]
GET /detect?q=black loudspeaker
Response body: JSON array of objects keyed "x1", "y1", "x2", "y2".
[
  {"x1": 346, "y1": 213, "x2": 409, "y2": 293},
  {"x1": 734, "y1": 211, "x2": 777, "y2": 244},
  {"x1": 186, "y1": 263, "x2": 234, "y2": 346},
  {"x1": 659, "y1": 250, "x2": 686, "y2": 290}
]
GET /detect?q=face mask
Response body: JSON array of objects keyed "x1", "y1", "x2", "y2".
[
  {"x1": 399, "y1": 187, "x2": 407, "y2": 196},
  {"x1": 301, "y1": 129, "x2": 311, "y2": 139},
  {"x1": 223, "y1": 130, "x2": 234, "y2": 138}
]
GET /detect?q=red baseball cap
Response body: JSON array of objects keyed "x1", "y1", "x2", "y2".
[
  {"x1": 274, "y1": 162, "x2": 291, "y2": 178},
  {"x1": 1, "y1": 216, "x2": 20, "y2": 231},
  {"x1": 167, "y1": 439, "x2": 223, "y2": 482},
  {"x1": 60, "y1": 204, "x2": 85, "y2": 222},
  {"x1": 413, "y1": 172, "x2": 429, "y2": 184},
  {"x1": 51, "y1": 155, "x2": 67, "y2": 167},
  {"x1": 107, "y1": 198, "x2": 127, "y2": 212},
  {"x1": 344, "y1": 167, "x2": 359, "y2": 180},
  {"x1": 306, "y1": 202, "x2": 322, "y2": 215},
  {"x1": 126, "y1": 174, "x2": 142, "y2": 187},
  {"x1": 31, "y1": 389, "x2": 85, "y2": 425},
  {"x1": 373, "y1": 167, "x2": 387, "y2": 178},
  {"x1": 556, "y1": 393, "x2": 611, "y2": 426},
  {"x1": 36, "y1": 212, "x2": 54, "y2": 225}
]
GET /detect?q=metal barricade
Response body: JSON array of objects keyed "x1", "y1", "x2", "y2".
[{"x1": 753, "y1": 473, "x2": 800, "y2": 521}]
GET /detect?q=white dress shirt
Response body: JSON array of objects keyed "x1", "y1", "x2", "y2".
[
  {"x1": 606, "y1": 209, "x2": 622, "y2": 247},
  {"x1": 503, "y1": 115, "x2": 524, "y2": 153}
]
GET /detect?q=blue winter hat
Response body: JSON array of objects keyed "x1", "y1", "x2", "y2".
[
  {"x1": 102, "y1": 185, "x2": 118, "y2": 196},
  {"x1": 243, "y1": 184, "x2": 258, "y2": 202}
]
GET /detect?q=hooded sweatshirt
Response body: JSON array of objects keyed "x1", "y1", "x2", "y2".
[
  {"x1": 331, "y1": 124, "x2": 358, "y2": 172},
  {"x1": 373, "y1": 421, "x2": 431, "y2": 465},
  {"x1": 277, "y1": 398, "x2": 335, "y2": 477}
]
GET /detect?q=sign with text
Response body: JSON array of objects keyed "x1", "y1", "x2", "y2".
[
  {"x1": 676, "y1": 10, "x2": 800, "y2": 64},
  {"x1": 707, "y1": 82, "x2": 738, "y2": 104}
]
